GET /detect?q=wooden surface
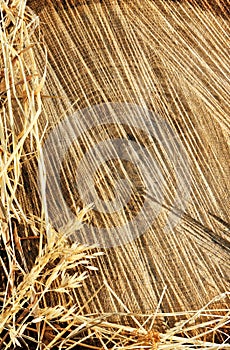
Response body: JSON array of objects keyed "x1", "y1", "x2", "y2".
[{"x1": 21, "y1": 0, "x2": 230, "y2": 325}]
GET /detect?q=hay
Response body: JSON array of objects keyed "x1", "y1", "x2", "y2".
[{"x1": 0, "y1": 0, "x2": 230, "y2": 349}]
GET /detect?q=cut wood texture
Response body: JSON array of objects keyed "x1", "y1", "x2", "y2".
[{"x1": 16, "y1": 0, "x2": 230, "y2": 326}]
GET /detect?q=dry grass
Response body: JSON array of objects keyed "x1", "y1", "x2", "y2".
[{"x1": 0, "y1": 0, "x2": 230, "y2": 349}]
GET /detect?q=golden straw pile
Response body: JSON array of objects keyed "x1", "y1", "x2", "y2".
[{"x1": 0, "y1": 0, "x2": 230, "y2": 349}]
